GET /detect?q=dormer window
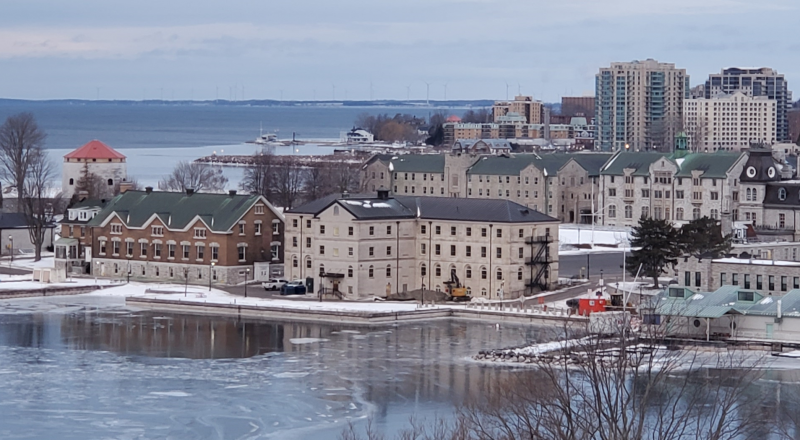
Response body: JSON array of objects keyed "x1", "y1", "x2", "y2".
[
  {"x1": 111, "y1": 224, "x2": 122, "y2": 234},
  {"x1": 194, "y1": 228, "x2": 207, "y2": 239},
  {"x1": 152, "y1": 226, "x2": 164, "y2": 236},
  {"x1": 255, "y1": 204, "x2": 265, "y2": 215},
  {"x1": 737, "y1": 291, "x2": 755, "y2": 302},
  {"x1": 779, "y1": 188, "x2": 787, "y2": 201}
]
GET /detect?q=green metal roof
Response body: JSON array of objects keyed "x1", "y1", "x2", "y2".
[
  {"x1": 467, "y1": 154, "x2": 539, "y2": 176},
  {"x1": 87, "y1": 190, "x2": 272, "y2": 232},
  {"x1": 600, "y1": 152, "x2": 671, "y2": 176},
  {"x1": 561, "y1": 153, "x2": 614, "y2": 177},
  {"x1": 390, "y1": 155, "x2": 445, "y2": 173},
  {"x1": 673, "y1": 152, "x2": 743, "y2": 178}
]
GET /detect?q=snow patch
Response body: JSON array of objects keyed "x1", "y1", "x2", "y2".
[
  {"x1": 274, "y1": 372, "x2": 310, "y2": 378},
  {"x1": 760, "y1": 297, "x2": 774, "y2": 305},
  {"x1": 289, "y1": 338, "x2": 329, "y2": 345},
  {"x1": 149, "y1": 391, "x2": 191, "y2": 397}
]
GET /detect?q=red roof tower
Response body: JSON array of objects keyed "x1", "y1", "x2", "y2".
[{"x1": 64, "y1": 140, "x2": 126, "y2": 161}]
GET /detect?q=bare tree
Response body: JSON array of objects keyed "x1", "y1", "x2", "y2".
[
  {"x1": 158, "y1": 161, "x2": 228, "y2": 193},
  {"x1": 21, "y1": 149, "x2": 61, "y2": 261},
  {"x1": 274, "y1": 157, "x2": 304, "y2": 210},
  {"x1": 303, "y1": 164, "x2": 328, "y2": 202},
  {"x1": 240, "y1": 151, "x2": 274, "y2": 199},
  {"x1": 0, "y1": 112, "x2": 46, "y2": 206}
]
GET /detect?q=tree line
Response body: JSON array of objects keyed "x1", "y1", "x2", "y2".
[{"x1": 353, "y1": 108, "x2": 492, "y2": 146}]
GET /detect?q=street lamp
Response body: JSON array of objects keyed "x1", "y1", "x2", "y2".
[
  {"x1": 183, "y1": 267, "x2": 189, "y2": 297},
  {"x1": 8, "y1": 235, "x2": 12, "y2": 265},
  {"x1": 95, "y1": 261, "x2": 100, "y2": 284},
  {"x1": 244, "y1": 267, "x2": 250, "y2": 298},
  {"x1": 209, "y1": 262, "x2": 215, "y2": 291},
  {"x1": 126, "y1": 255, "x2": 132, "y2": 283}
]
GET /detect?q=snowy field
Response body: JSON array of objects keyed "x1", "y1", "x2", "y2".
[{"x1": 559, "y1": 225, "x2": 631, "y2": 251}]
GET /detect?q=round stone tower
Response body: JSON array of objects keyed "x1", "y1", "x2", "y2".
[{"x1": 61, "y1": 140, "x2": 127, "y2": 199}]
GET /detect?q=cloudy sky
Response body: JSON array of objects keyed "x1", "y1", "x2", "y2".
[{"x1": 2, "y1": 0, "x2": 798, "y2": 102}]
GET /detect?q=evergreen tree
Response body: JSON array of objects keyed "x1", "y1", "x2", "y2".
[
  {"x1": 626, "y1": 218, "x2": 681, "y2": 288},
  {"x1": 679, "y1": 216, "x2": 732, "y2": 259}
]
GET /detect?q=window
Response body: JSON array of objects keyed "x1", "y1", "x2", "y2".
[
  {"x1": 732, "y1": 273, "x2": 738, "y2": 286},
  {"x1": 608, "y1": 188, "x2": 616, "y2": 197},
  {"x1": 676, "y1": 208, "x2": 684, "y2": 220},
  {"x1": 794, "y1": 277, "x2": 799, "y2": 289},
  {"x1": 421, "y1": 243, "x2": 426, "y2": 255},
  {"x1": 675, "y1": 190, "x2": 684, "y2": 199},
  {"x1": 481, "y1": 267, "x2": 487, "y2": 279},
  {"x1": 496, "y1": 247, "x2": 502, "y2": 258},
  {"x1": 641, "y1": 189, "x2": 650, "y2": 198},
  {"x1": 306, "y1": 258, "x2": 312, "y2": 269},
  {"x1": 710, "y1": 192, "x2": 719, "y2": 201},
  {"x1": 781, "y1": 276, "x2": 788, "y2": 292},
  {"x1": 744, "y1": 274, "x2": 751, "y2": 289},
  {"x1": 466, "y1": 267, "x2": 472, "y2": 278},
  {"x1": 348, "y1": 247, "x2": 353, "y2": 256},
  {"x1": 466, "y1": 227, "x2": 471, "y2": 237},
  {"x1": 319, "y1": 245, "x2": 325, "y2": 255},
  {"x1": 481, "y1": 228, "x2": 487, "y2": 237},
  {"x1": 196, "y1": 245, "x2": 204, "y2": 259},
  {"x1": 769, "y1": 275, "x2": 775, "y2": 291},
  {"x1": 757, "y1": 275, "x2": 763, "y2": 290},
  {"x1": 151, "y1": 226, "x2": 163, "y2": 236},
  {"x1": 126, "y1": 241, "x2": 134, "y2": 257},
  {"x1": 194, "y1": 228, "x2": 207, "y2": 238},
  {"x1": 100, "y1": 240, "x2": 107, "y2": 255},
  {"x1": 168, "y1": 243, "x2": 175, "y2": 258},
  {"x1": 320, "y1": 225, "x2": 326, "y2": 235},
  {"x1": 387, "y1": 246, "x2": 392, "y2": 256},
  {"x1": 780, "y1": 213, "x2": 786, "y2": 229},
  {"x1": 695, "y1": 272, "x2": 701, "y2": 287},
  {"x1": 369, "y1": 226, "x2": 374, "y2": 236},
  {"x1": 369, "y1": 247, "x2": 374, "y2": 257},
  {"x1": 720, "y1": 273, "x2": 726, "y2": 286},
  {"x1": 292, "y1": 236, "x2": 298, "y2": 247},
  {"x1": 692, "y1": 208, "x2": 701, "y2": 220},
  {"x1": 420, "y1": 264, "x2": 427, "y2": 277},
  {"x1": 518, "y1": 229, "x2": 523, "y2": 238},
  {"x1": 450, "y1": 226, "x2": 456, "y2": 236},
  {"x1": 368, "y1": 266, "x2": 374, "y2": 278},
  {"x1": 685, "y1": 271, "x2": 691, "y2": 286},
  {"x1": 333, "y1": 206, "x2": 340, "y2": 215},
  {"x1": 386, "y1": 265, "x2": 391, "y2": 277},
  {"x1": 348, "y1": 267, "x2": 353, "y2": 278},
  {"x1": 435, "y1": 244, "x2": 441, "y2": 256},
  {"x1": 111, "y1": 223, "x2": 122, "y2": 234},
  {"x1": 435, "y1": 226, "x2": 441, "y2": 235},
  {"x1": 238, "y1": 245, "x2": 246, "y2": 261},
  {"x1": 496, "y1": 229, "x2": 502, "y2": 238},
  {"x1": 306, "y1": 237, "x2": 311, "y2": 248},
  {"x1": 608, "y1": 205, "x2": 616, "y2": 218},
  {"x1": 518, "y1": 247, "x2": 523, "y2": 258},
  {"x1": 496, "y1": 269, "x2": 503, "y2": 280},
  {"x1": 386, "y1": 225, "x2": 392, "y2": 235},
  {"x1": 292, "y1": 219, "x2": 298, "y2": 228},
  {"x1": 481, "y1": 246, "x2": 486, "y2": 258},
  {"x1": 140, "y1": 242, "x2": 147, "y2": 257},
  {"x1": 154, "y1": 243, "x2": 161, "y2": 258},
  {"x1": 255, "y1": 204, "x2": 265, "y2": 214},
  {"x1": 435, "y1": 264, "x2": 441, "y2": 277},
  {"x1": 465, "y1": 246, "x2": 471, "y2": 257},
  {"x1": 624, "y1": 205, "x2": 632, "y2": 219},
  {"x1": 518, "y1": 268, "x2": 523, "y2": 280},
  {"x1": 449, "y1": 245, "x2": 456, "y2": 256},
  {"x1": 420, "y1": 225, "x2": 426, "y2": 234},
  {"x1": 348, "y1": 226, "x2": 354, "y2": 236},
  {"x1": 182, "y1": 244, "x2": 190, "y2": 259},
  {"x1": 238, "y1": 223, "x2": 245, "y2": 235}
]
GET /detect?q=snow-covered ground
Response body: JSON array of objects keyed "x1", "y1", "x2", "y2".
[{"x1": 559, "y1": 225, "x2": 631, "y2": 251}]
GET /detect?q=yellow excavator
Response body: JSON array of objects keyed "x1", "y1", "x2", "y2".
[{"x1": 444, "y1": 269, "x2": 471, "y2": 302}]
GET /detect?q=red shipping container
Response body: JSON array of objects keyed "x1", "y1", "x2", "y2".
[{"x1": 578, "y1": 298, "x2": 606, "y2": 316}]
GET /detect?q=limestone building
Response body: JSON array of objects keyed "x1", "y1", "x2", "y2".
[
  {"x1": 684, "y1": 91, "x2": 776, "y2": 151},
  {"x1": 284, "y1": 190, "x2": 559, "y2": 300},
  {"x1": 62, "y1": 140, "x2": 128, "y2": 199}
]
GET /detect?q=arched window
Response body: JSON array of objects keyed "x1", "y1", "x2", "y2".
[
  {"x1": 292, "y1": 256, "x2": 298, "y2": 267},
  {"x1": 386, "y1": 265, "x2": 391, "y2": 277},
  {"x1": 333, "y1": 206, "x2": 340, "y2": 215},
  {"x1": 496, "y1": 268, "x2": 503, "y2": 280},
  {"x1": 518, "y1": 267, "x2": 523, "y2": 280},
  {"x1": 368, "y1": 265, "x2": 374, "y2": 278},
  {"x1": 676, "y1": 208, "x2": 684, "y2": 220},
  {"x1": 107, "y1": 179, "x2": 113, "y2": 186},
  {"x1": 624, "y1": 205, "x2": 632, "y2": 219},
  {"x1": 481, "y1": 266, "x2": 487, "y2": 279},
  {"x1": 319, "y1": 264, "x2": 325, "y2": 276},
  {"x1": 608, "y1": 204, "x2": 616, "y2": 218},
  {"x1": 69, "y1": 178, "x2": 74, "y2": 185},
  {"x1": 465, "y1": 265, "x2": 472, "y2": 279},
  {"x1": 305, "y1": 256, "x2": 312, "y2": 268},
  {"x1": 420, "y1": 263, "x2": 427, "y2": 277},
  {"x1": 348, "y1": 266, "x2": 353, "y2": 277},
  {"x1": 481, "y1": 288, "x2": 487, "y2": 296},
  {"x1": 693, "y1": 207, "x2": 701, "y2": 220},
  {"x1": 746, "y1": 188, "x2": 752, "y2": 201},
  {"x1": 779, "y1": 188, "x2": 787, "y2": 201},
  {"x1": 435, "y1": 264, "x2": 441, "y2": 277}
]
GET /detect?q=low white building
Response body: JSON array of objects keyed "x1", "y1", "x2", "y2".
[
  {"x1": 283, "y1": 190, "x2": 560, "y2": 300},
  {"x1": 61, "y1": 140, "x2": 127, "y2": 199}
]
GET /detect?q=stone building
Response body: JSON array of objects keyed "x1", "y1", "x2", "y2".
[
  {"x1": 677, "y1": 254, "x2": 800, "y2": 295},
  {"x1": 62, "y1": 140, "x2": 128, "y2": 199},
  {"x1": 283, "y1": 190, "x2": 559, "y2": 300},
  {"x1": 83, "y1": 188, "x2": 283, "y2": 285},
  {"x1": 360, "y1": 152, "x2": 612, "y2": 223},
  {"x1": 684, "y1": 91, "x2": 776, "y2": 151},
  {"x1": 492, "y1": 96, "x2": 543, "y2": 125}
]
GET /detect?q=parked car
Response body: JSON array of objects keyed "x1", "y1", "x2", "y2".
[
  {"x1": 280, "y1": 280, "x2": 307, "y2": 296},
  {"x1": 262, "y1": 278, "x2": 288, "y2": 291}
]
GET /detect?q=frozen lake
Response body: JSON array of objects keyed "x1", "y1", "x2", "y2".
[{"x1": 0, "y1": 295, "x2": 557, "y2": 439}]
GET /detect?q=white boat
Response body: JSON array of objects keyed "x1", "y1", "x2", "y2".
[{"x1": 255, "y1": 132, "x2": 278, "y2": 145}]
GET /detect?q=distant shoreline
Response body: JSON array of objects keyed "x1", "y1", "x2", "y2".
[{"x1": 0, "y1": 98, "x2": 497, "y2": 108}]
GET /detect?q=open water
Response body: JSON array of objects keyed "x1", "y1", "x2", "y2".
[{"x1": 0, "y1": 102, "x2": 451, "y2": 188}]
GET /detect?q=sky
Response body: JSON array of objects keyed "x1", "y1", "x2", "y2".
[{"x1": 1, "y1": 0, "x2": 799, "y2": 102}]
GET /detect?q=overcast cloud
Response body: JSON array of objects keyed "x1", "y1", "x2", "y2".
[{"x1": 1, "y1": 0, "x2": 798, "y2": 101}]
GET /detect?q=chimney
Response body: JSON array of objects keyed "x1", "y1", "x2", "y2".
[
  {"x1": 376, "y1": 188, "x2": 390, "y2": 200},
  {"x1": 119, "y1": 181, "x2": 134, "y2": 193},
  {"x1": 145, "y1": 186, "x2": 153, "y2": 194},
  {"x1": 341, "y1": 190, "x2": 350, "y2": 199},
  {"x1": 228, "y1": 190, "x2": 237, "y2": 196},
  {"x1": 186, "y1": 188, "x2": 194, "y2": 196}
]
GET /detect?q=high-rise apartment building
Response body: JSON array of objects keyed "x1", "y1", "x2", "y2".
[
  {"x1": 492, "y1": 96, "x2": 543, "y2": 124},
  {"x1": 684, "y1": 91, "x2": 776, "y2": 151},
  {"x1": 704, "y1": 68, "x2": 791, "y2": 142},
  {"x1": 595, "y1": 59, "x2": 690, "y2": 151}
]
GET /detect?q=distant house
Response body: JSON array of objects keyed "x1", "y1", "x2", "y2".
[
  {"x1": 80, "y1": 188, "x2": 284, "y2": 285},
  {"x1": 54, "y1": 197, "x2": 107, "y2": 276},
  {"x1": 452, "y1": 139, "x2": 511, "y2": 154},
  {"x1": 341, "y1": 128, "x2": 375, "y2": 144}
]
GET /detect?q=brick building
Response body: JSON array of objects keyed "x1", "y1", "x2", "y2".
[{"x1": 80, "y1": 188, "x2": 284, "y2": 285}]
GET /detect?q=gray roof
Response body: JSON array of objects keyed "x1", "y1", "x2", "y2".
[
  {"x1": 391, "y1": 155, "x2": 445, "y2": 173},
  {"x1": 560, "y1": 153, "x2": 614, "y2": 177},
  {"x1": 288, "y1": 194, "x2": 558, "y2": 224},
  {"x1": 87, "y1": 190, "x2": 272, "y2": 232},
  {"x1": 600, "y1": 152, "x2": 671, "y2": 176},
  {"x1": 466, "y1": 153, "x2": 575, "y2": 177},
  {"x1": 0, "y1": 212, "x2": 50, "y2": 230}
]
